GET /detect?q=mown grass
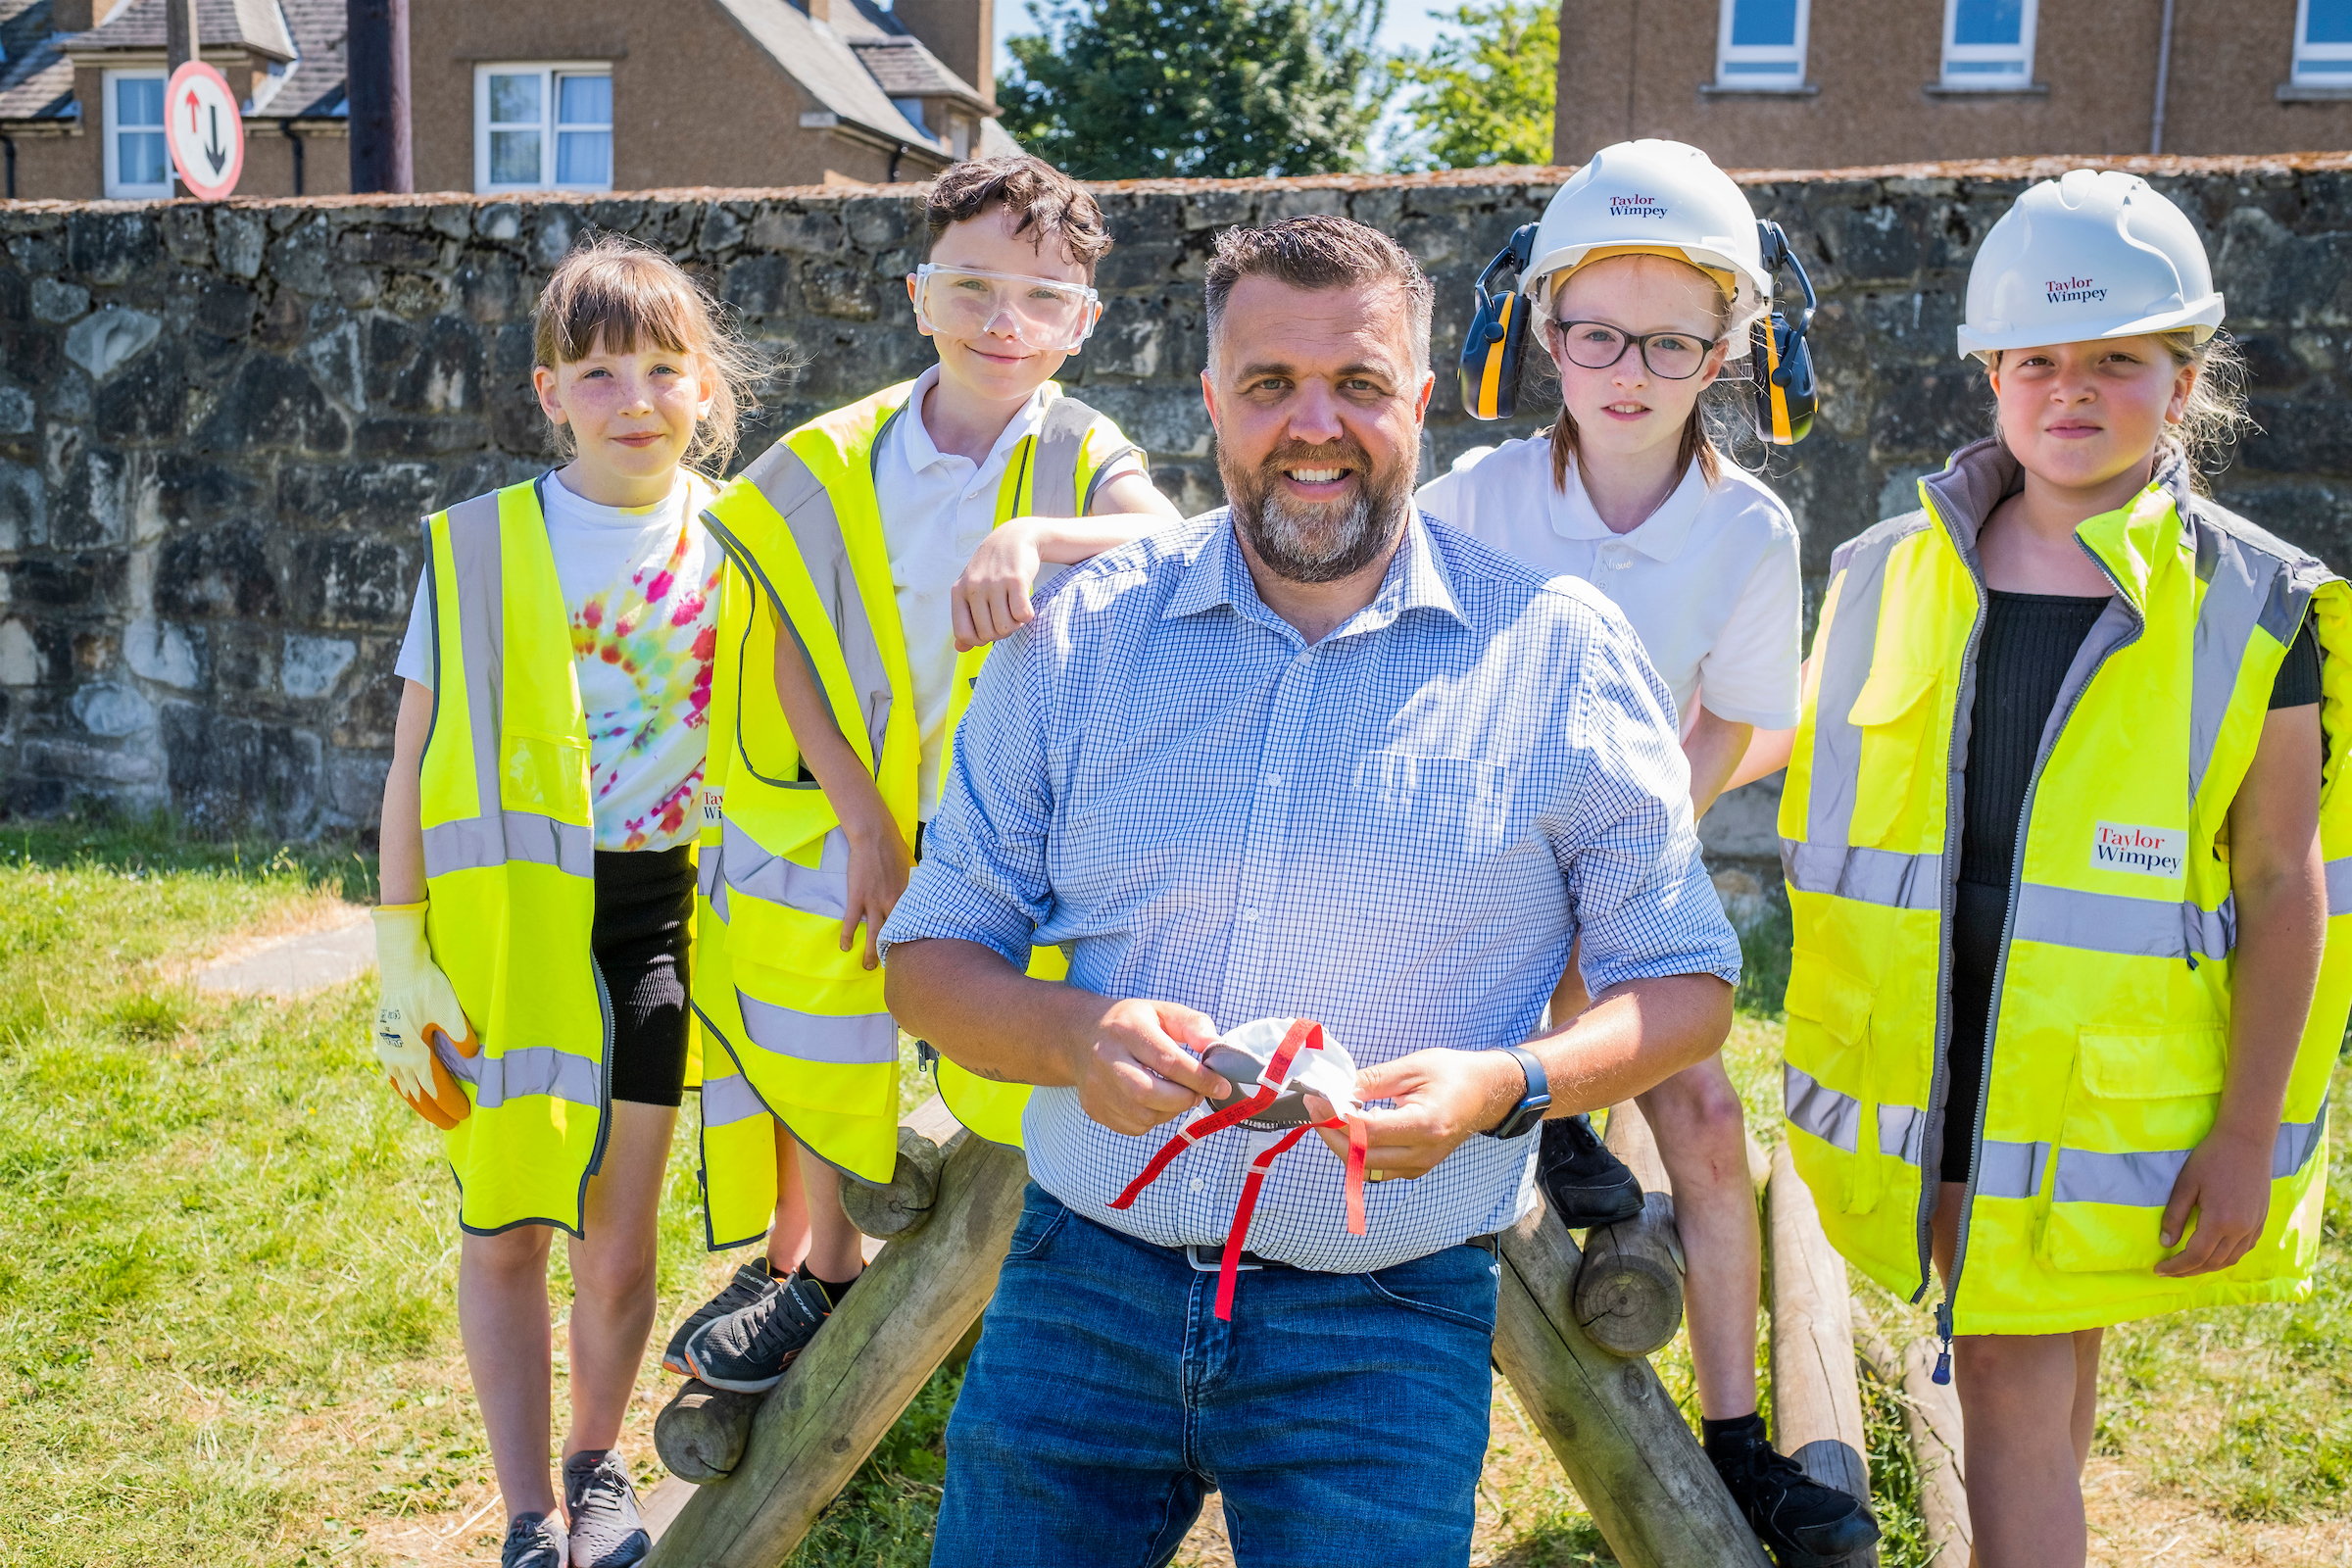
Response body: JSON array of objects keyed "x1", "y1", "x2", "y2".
[{"x1": 4, "y1": 820, "x2": 2347, "y2": 1565}]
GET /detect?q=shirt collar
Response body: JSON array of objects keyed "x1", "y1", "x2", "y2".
[
  {"x1": 1163, "y1": 509, "x2": 1468, "y2": 637},
  {"x1": 1548, "y1": 453, "x2": 1710, "y2": 563},
  {"x1": 897, "y1": 365, "x2": 1054, "y2": 475}
]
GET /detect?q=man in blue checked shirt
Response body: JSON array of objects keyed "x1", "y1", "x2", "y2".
[{"x1": 882, "y1": 216, "x2": 1742, "y2": 1568}]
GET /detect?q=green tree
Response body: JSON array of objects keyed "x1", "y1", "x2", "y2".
[
  {"x1": 1386, "y1": 0, "x2": 1557, "y2": 172},
  {"x1": 999, "y1": 0, "x2": 1386, "y2": 179}
]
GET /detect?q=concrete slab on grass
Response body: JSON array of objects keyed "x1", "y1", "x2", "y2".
[{"x1": 197, "y1": 911, "x2": 373, "y2": 997}]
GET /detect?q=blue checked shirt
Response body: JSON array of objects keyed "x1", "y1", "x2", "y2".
[{"x1": 880, "y1": 510, "x2": 1742, "y2": 1271}]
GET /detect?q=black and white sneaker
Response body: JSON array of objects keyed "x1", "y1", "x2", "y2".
[
  {"x1": 500, "y1": 1511, "x2": 567, "y2": 1568},
  {"x1": 681, "y1": 1268, "x2": 839, "y2": 1394},
  {"x1": 662, "y1": 1259, "x2": 782, "y2": 1377},
  {"x1": 1710, "y1": 1419, "x2": 1881, "y2": 1567},
  {"x1": 562, "y1": 1449, "x2": 650, "y2": 1567},
  {"x1": 1537, "y1": 1112, "x2": 1644, "y2": 1228}
]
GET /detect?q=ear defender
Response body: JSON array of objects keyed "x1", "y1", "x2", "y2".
[
  {"x1": 1749, "y1": 220, "x2": 1818, "y2": 446},
  {"x1": 1457, "y1": 222, "x2": 1540, "y2": 421}
]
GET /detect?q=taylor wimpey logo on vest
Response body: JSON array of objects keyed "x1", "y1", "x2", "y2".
[
  {"x1": 2047, "y1": 275, "x2": 2107, "y2": 305},
  {"x1": 2091, "y1": 821, "x2": 2184, "y2": 877},
  {"x1": 1610, "y1": 194, "x2": 1669, "y2": 220}
]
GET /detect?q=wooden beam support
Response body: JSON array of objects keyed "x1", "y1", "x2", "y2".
[
  {"x1": 1494, "y1": 1200, "x2": 1772, "y2": 1567},
  {"x1": 644, "y1": 1125, "x2": 1030, "y2": 1567},
  {"x1": 1766, "y1": 1144, "x2": 1879, "y2": 1566},
  {"x1": 1855, "y1": 1328, "x2": 1971, "y2": 1565},
  {"x1": 1573, "y1": 1102, "x2": 1685, "y2": 1358}
]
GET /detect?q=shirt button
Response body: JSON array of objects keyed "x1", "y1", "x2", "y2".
[
  {"x1": 1241, "y1": 908, "x2": 1259, "y2": 922},
  {"x1": 1262, "y1": 771, "x2": 1282, "y2": 786},
  {"x1": 1189, "y1": 1178, "x2": 1205, "y2": 1194}
]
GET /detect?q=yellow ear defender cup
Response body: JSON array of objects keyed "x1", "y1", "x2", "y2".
[
  {"x1": 1457, "y1": 222, "x2": 1540, "y2": 421},
  {"x1": 1748, "y1": 220, "x2": 1819, "y2": 446}
]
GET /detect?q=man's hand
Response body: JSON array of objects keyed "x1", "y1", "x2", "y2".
[
  {"x1": 954, "y1": 520, "x2": 1044, "y2": 651},
  {"x1": 839, "y1": 809, "x2": 915, "y2": 971},
  {"x1": 1307, "y1": 1048, "x2": 1525, "y2": 1179},
  {"x1": 1066, "y1": 997, "x2": 1232, "y2": 1136},
  {"x1": 2154, "y1": 1122, "x2": 2277, "y2": 1277}
]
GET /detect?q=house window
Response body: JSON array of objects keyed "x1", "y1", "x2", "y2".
[
  {"x1": 2295, "y1": 0, "x2": 2352, "y2": 82},
  {"x1": 473, "y1": 64, "x2": 613, "y2": 192},
  {"x1": 891, "y1": 96, "x2": 931, "y2": 135},
  {"x1": 103, "y1": 70, "x2": 172, "y2": 199},
  {"x1": 1940, "y1": 0, "x2": 2036, "y2": 86},
  {"x1": 1717, "y1": 0, "x2": 1809, "y2": 85}
]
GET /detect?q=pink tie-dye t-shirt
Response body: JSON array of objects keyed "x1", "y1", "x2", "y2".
[{"x1": 395, "y1": 469, "x2": 721, "y2": 852}]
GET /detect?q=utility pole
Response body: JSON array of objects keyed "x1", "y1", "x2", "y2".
[
  {"x1": 347, "y1": 0, "x2": 414, "y2": 193},
  {"x1": 165, "y1": 0, "x2": 199, "y2": 73}
]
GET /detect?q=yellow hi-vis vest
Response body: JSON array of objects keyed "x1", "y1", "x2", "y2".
[
  {"x1": 689, "y1": 381, "x2": 1136, "y2": 1248},
  {"x1": 1780, "y1": 439, "x2": 2352, "y2": 1338},
  {"x1": 417, "y1": 478, "x2": 612, "y2": 1236}
]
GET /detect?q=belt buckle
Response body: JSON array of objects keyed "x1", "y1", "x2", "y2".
[{"x1": 1185, "y1": 1243, "x2": 1258, "y2": 1273}]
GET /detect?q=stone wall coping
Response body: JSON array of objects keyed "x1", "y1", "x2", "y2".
[{"x1": 3, "y1": 150, "x2": 2348, "y2": 217}]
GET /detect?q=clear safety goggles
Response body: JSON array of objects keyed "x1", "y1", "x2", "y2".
[{"x1": 910, "y1": 264, "x2": 1102, "y2": 353}]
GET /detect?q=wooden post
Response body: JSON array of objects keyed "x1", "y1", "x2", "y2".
[
  {"x1": 345, "y1": 0, "x2": 414, "y2": 193},
  {"x1": 1572, "y1": 1102, "x2": 1685, "y2": 1357},
  {"x1": 1494, "y1": 1200, "x2": 1772, "y2": 1567},
  {"x1": 1766, "y1": 1144, "x2": 1878, "y2": 1566},
  {"x1": 1855, "y1": 1328, "x2": 1971, "y2": 1565},
  {"x1": 1744, "y1": 1127, "x2": 1771, "y2": 1193},
  {"x1": 838, "y1": 1097, "x2": 961, "y2": 1239},
  {"x1": 644, "y1": 1126, "x2": 1029, "y2": 1567},
  {"x1": 655, "y1": 1381, "x2": 760, "y2": 1483}
]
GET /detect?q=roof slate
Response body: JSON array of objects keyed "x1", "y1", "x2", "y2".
[
  {"x1": 64, "y1": 0, "x2": 297, "y2": 61},
  {"x1": 0, "y1": 0, "x2": 75, "y2": 121},
  {"x1": 708, "y1": 0, "x2": 936, "y2": 149}
]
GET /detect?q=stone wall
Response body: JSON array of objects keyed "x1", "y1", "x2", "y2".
[{"x1": 2, "y1": 154, "x2": 2349, "y2": 845}]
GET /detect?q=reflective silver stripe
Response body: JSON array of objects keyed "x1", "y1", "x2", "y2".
[
  {"x1": 1785, "y1": 1061, "x2": 1862, "y2": 1153},
  {"x1": 2011, "y1": 882, "x2": 2234, "y2": 961},
  {"x1": 722, "y1": 818, "x2": 850, "y2": 919},
  {"x1": 736, "y1": 990, "x2": 899, "y2": 1065},
  {"x1": 422, "y1": 808, "x2": 595, "y2": 879},
  {"x1": 700, "y1": 1066, "x2": 770, "y2": 1129},
  {"x1": 2328, "y1": 857, "x2": 2352, "y2": 918},
  {"x1": 1805, "y1": 531, "x2": 1903, "y2": 850},
  {"x1": 433, "y1": 1038, "x2": 600, "y2": 1110},
  {"x1": 735, "y1": 440, "x2": 895, "y2": 767},
  {"x1": 1781, "y1": 840, "x2": 1942, "y2": 910},
  {"x1": 2187, "y1": 511, "x2": 2280, "y2": 800},
  {"x1": 697, "y1": 844, "x2": 731, "y2": 923},
  {"x1": 2045, "y1": 1096, "x2": 2327, "y2": 1207},
  {"x1": 1878, "y1": 1102, "x2": 1930, "y2": 1166},
  {"x1": 1974, "y1": 1139, "x2": 2052, "y2": 1200},
  {"x1": 1032, "y1": 395, "x2": 1098, "y2": 520},
  {"x1": 442, "y1": 492, "x2": 507, "y2": 825}
]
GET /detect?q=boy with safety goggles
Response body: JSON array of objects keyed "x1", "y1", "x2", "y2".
[{"x1": 659, "y1": 156, "x2": 1181, "y2": 1397}]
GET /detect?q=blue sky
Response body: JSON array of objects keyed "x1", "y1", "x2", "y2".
[{"x1": 989, "y1": 0, "x2": 1454, "y2": 82}]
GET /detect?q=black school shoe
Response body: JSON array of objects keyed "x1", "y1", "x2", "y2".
[
  {"x1": 1536, "y1": 1113, "x2": 1644, "y2": 1228},
  {"x1": 1709, "y1": 1417, "x2": 1882, "y2": 1567},
  {"x1": 681, "y1": 1268, "x2": 839, "y2": 1394},
  {"x1": 661, "y1": 1259, "x2": 782, "y2": 1377}
]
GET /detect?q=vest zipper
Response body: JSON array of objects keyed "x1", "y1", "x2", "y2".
[{"x1": 1936, "y1": 529, "x2": 2143, "y2": 1370}]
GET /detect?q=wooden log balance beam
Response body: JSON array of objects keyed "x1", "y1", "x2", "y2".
[
  {"x1": 1856, "y1": 1327, "x2": 1972, "y2": 1564},
  {"x1": 1572, "y1": 1102, "x2": 1685, "y2": 1358},
  {"x1": 1766, "y1": 1142, "x2": 1880, "y2": 1567}
]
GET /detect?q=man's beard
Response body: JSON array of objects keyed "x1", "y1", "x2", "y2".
[{"x1": 1222, "y1": 438, "x2": 1414, "y2": 585}]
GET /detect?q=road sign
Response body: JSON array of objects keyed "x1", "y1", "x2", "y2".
[{"x1": 164, "y1": 60, "x2": 244, "y2": 201}]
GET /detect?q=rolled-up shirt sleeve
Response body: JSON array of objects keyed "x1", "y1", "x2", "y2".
[
  {"x1": 878, "y1": 614, "x2": 1055, "y2": 973},
  {"x1": 1554, "y1": 607, "x2": 1745, "y2": 998}
]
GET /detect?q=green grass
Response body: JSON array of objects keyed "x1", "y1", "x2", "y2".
[{"x1": 4, "y1": 818, "x2": 2347, "y2": 1565}]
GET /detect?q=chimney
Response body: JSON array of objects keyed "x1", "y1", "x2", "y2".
[{"x1": 889, "y1": 0, "x2": 993, "y2": 105}]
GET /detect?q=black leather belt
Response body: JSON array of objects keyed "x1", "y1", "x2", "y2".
[{"x1": 1176, "y1": 1235, "x2": 1499, "y2": 1274}]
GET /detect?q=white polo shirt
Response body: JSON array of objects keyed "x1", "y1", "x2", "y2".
[
  {"x1": 878, "y1": 366, "x2": 1146, "y2": 817},
  {"x1": 1415, "y1": 433, "x2": 1802, "y2": 733}
]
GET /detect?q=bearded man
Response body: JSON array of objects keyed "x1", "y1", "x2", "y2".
[{"x1": 881, "y1": 217, "x2": 1740, "y2": 1568}]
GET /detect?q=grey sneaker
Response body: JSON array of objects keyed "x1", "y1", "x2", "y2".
[
  {"x1": 563, "y1": 1449, "x2": 651, "y2": 1567},
  {"x1": 682, "y1": 1268, "x2": 837, "y2": 1393},
  {"x1": 500, "y1": 1511, "x2": 567, "y2": 1568},
  {"x1": 662, "y1": 1259, "x2": 781, "y2": 1376}
]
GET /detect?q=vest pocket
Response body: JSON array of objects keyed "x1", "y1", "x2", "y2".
[
  {"x1": 1843, "y1": 664, "x2": 1941, "y2": 848},
  {"x1": 2039, "y1": 1026, "x2": 2228, "y2": 1273},
  {"x1": 1783, "y1": 959, "x2": 1877, "y2": 1213},
  {"x1": 501, "y1": 730, "x2": 592, "y2": 824}
]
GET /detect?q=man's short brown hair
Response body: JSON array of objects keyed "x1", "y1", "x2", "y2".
[
  {"x1": 925, "y1": 156, "x2": 1112, "y2": 274},
  {"x1": 1203, "y1": 217, "x2": 1436, "y2": 374}
]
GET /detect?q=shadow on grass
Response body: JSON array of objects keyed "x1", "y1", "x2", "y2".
[{"x1": 0, "y1": 808, "x2": 377, "y2": 905}]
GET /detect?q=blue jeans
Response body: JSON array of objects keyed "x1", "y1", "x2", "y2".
[{"x1": 931, "y1": 1185, "x2": 1499, "y2": 1568}]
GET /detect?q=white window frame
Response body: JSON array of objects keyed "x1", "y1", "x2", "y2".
[
  {"x1": 102, "y1": 67, "x2": 173, "y2": 199},
  {"x1": 2294, "y1": 0, "x2": 2352, "y2": 83},
  {"x1": 1716, "y1": 0, "x2": 1810, "y2": 87},
  {"x1": 472, "y1": 62, "x2": 613, "y2": 194},
  {"x1": 1939, "y1": 0, "x2": 2036, "y2": 87}
]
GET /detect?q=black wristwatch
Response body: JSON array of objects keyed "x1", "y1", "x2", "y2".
[{"x1": 1481, "y1": 1046, "x2": 1551, "y2": 1139}]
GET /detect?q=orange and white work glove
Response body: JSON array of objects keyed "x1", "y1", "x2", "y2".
[{"x1": 371, "y1": 903, "x2": 477, "y2": 1129}]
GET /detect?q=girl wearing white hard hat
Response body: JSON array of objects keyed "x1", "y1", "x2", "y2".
[
  {"x1": 1419, "y1": 139, "x2": 1877, "y2": 1568},
  {"x1": 1778, "y1": 168, "x2": 2352, "y2": 1566}
]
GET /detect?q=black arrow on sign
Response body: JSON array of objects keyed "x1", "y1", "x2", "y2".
[{"x1": 205, "y1": 105, "x2": 226, "y2": 175}]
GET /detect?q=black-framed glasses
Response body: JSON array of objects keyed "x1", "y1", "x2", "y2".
[{"x1": 1546, "y1": 318, "x2": 1720, "y2": 380}]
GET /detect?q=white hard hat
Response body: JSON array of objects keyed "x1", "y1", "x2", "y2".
[
  {"x1": 1956, "y1": 169, "x2": 2224, "y2": 359},
  {"x1": 1523, "y1": 140, "x2": 1771, "y2": 358}
]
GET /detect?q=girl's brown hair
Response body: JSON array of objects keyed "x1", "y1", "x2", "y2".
[
  {"x1": 1542, "y1": 257, "x2": 1733, "y2": 496},
  {"x1": 532, "y1": 232, "x2": 763, "y2": 475}
]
